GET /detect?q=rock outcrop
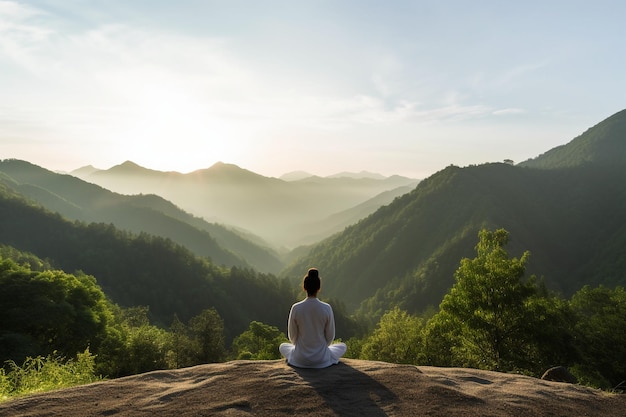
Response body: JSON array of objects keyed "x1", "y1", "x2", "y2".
[{"x1": 1, "y1": 359, "x2": 623, "y2": 416}]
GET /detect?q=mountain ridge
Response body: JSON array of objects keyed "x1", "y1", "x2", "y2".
[
  {"x1": 281, "y1": 109, "x2": 626, "y2": 314},
  {"x1": 519, "y1": 108, "x2": 626, "y2": 169},
  {"x1": 77, "y1": 162, "x2": 403, "y2": 183},
  {"x1": 72, "y1": 161, "x2": 419, "y2": 247},
  {"x1": 0, "y1": 159, "x2": 283, "y2": 273}
]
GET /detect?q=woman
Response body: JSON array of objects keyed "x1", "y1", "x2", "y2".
[{"x1": 279, "y1": 268, "x2": 347, "y2": 368}]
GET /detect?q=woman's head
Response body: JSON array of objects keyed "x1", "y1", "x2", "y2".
[{"x1": 303, "y1": 268, "x2": 321, "y2": 296}]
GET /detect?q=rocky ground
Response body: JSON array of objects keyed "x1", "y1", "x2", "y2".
[{"x1": 2, "y1": 359, "x2": 623, "y2": 416}]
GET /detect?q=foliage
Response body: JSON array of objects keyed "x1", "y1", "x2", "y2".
[
  {"x1": 122, "y1": 324, "x2": 172, "y2": 376},
  {"x1": 160, "y1": 308, "x2": 229, "y2": 370},
  {"x1": 0, "y1": 257, "x2": 110, "y2": 365},
  {"x1": 520, "y1": 293, "x2": 578, "y2": 374},
  {"x1": 98, "y1": 307, "x2": 227, "y2": 377},
  {"x1": 0, "y1": 349, "x2": 101, "y2": 401},
  {"x1": 219, "y1": 267, "x2": 295, "y2": 341},
  {"x1": 323, "y1": 297, "x2": 364, "y2": 340},
  {"x1": 0, "y1": 245, "x2": 52, "y2": 271},
  {"x1": 424, "y1": 229, "x2": 536, "y2": 370},
  {"x1": 81, "y1": 305, "x2": 173, "y2": 378},
  {"x1": 360, "y1": 307, "x2": 424, "y2": 364},
  {"x1": 344, "y1": 227, "x2": 624, "y2": 390},
  {"x1": 569, "y1": 285, "x2": 626, "y2": 389},
  {"x1": 169, "y1": 315, "x2": 195, "y2": 368},
  {"x1": 343, "y1": 336, "x2": 365, "y2": 359},
  {"x1": 421, "y1": 228, "x2": 583, "y2": 377},
  {"x1": 232, "y1": 321, "x2": 287, "y2": 360},
  {"x1": 0, "y1": 189, "x2": 295, "y2": 344},
  {"x1": 187, "y1": 308, "x2": 227, "y2": 363}
]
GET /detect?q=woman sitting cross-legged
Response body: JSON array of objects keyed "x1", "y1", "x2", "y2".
[{"x1": 279, "y1": 268, "x2": 347, "y2": 368}]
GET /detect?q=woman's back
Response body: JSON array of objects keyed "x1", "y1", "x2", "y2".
[
  {"x1": 287, "y1": 297, "x2": 335, "y2": 368},
  {"x1": 279, "y1": 268, "x2": 347, "y2": 368}
]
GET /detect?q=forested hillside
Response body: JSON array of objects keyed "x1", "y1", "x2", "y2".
[
  {"x1": 0, "y1": 160, "x2": 283, "y2": 273},
  {"x1": 0, "y1": 183, "x2": 294, "y2": 339},
  {"x1": 281, "y1": 109, "x2": 626, "y2": 318},
  {"x1": 520, "y1": 108, "x2": 626, "y2": 169}
]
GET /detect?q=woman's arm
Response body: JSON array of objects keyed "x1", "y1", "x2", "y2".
[
  {"x1": 287, "y1": 306, "x2": 299, "y2": 344},
  {"x1": 325, "y1": 306, "x2": 336, "y2": 345}
]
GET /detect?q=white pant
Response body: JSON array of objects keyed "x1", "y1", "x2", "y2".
[{"x1": 279, "y1": 342, "x2": 347, "y2": 368}]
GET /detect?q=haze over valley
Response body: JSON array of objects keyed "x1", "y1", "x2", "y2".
[{"x1": 71, "y1": 162, "x2": 419, "y2": 249}]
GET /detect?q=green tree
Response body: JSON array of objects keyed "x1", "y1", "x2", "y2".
[
  {"x1": 169, "y1": 314, "x2": 196, "y2": 368},
  {"x1": 232, "y1": 321, "x2": 287, "y2": 360},
  {"x1": 569, "y1": 285, "x2": 626, "y2": 389},
  {"x1": 424, "y1": 229, "x2": 540, "y2": 371},
  {"x1": 187, "y1": 308, "x2": 226, "y2": 363},
  {"x1": 421, "y1": 309, "x2": 457, "y2": 367},
  {"x1": 343, "y1": 336, "x2": 365, "y2": 359},
  {"x1": 125, "y1": 325, "x2": 172, "y2": 374},
  {"x1": 0, "y1": 258, "x2": 110, "y2": 364},
  {"x1": 360, "y1": 307, "x2": 424, "y2": 364},
  {"x1": 521, "y1": 292, "x2": 577, "y2": 375},
  {"x1": 95, "y1": 305, "x2": 173, "y2": 377}
]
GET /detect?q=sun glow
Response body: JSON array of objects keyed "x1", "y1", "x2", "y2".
[{"x1": 100, "y1": 78, "x2": 252, "y2": 172}]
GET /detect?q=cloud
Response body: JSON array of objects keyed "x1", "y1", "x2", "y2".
[
  {"x1": 0, "y1": 1, "x2": 42, "y2": 22},
  {"x1": 2, "y1": 0, "x2": 558, "y2": 179},
  {"x1": 0, "y1": 1, "x2": 54, "y2": 73},
  {"x1": 0, "y1": 16, "x2": 470, "y2": 135},
  {"x1": 492, "y1": 108, "x2": 526, "y2": 116}
]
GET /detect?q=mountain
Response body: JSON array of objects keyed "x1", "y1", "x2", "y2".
[
  {"x1": 70, "y1": 164, "x2": 100, "y2": 177},
  {"x1": 520, "y1": 109, "x2": 626, "y2": 169},
  {"x1": 73, "y1": 163, "x2": 419, "y2": 248},
  {"x1": 280, "y1": 170, "x2": 388, "y2": 181},
  {"x1": 279, "y1": 170, "x2": 314, "y2": 181},
  {"x1": 281, "y1": 109, "x2": 626, "y2": 315},
  {"x1": 327, "y1": 171, "x2": 387, "y2": 180},
  {"x1": 292, "y1": 184, "x2": 416, "y2": 245},
  {"x1": 0, "y1": 160, "x2": 283, "y2": 273},
  {"x1": 0, "y1": 184, "x2": 294, "y2": 337},
  {"x1": 104, "y1": 160, "x2": 167, "y2": 176}
]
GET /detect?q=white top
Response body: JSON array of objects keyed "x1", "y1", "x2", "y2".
[{"x1": 287, "y1": 297, "x2": 336, "y2": 368}]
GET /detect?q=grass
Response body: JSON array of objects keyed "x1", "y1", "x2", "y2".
[{"x1": 0, "y1": 348, "x2": 103, "y2": 402}]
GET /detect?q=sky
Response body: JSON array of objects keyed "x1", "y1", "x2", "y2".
[{"x1": 1, "y1": 0, "x2": 625, "y2": 179}]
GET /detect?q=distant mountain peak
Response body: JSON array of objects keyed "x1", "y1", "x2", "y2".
[
  {"x1": 117, "y1": 160, "x2": 143, "y2": 170},
  {"x1": 190, "y1": 161, "x2": 273, "y2": 183},
  {"x1": 70, "y1": 165, "x2": 100, "y2": 177},
  {"x1": 208, "y1": 161, "x2": 238, "y2": 170},
  {"x1": 105, "y1": 161, "x2": 163, "y2": 176},
  {"x1": 120, "y1": 160, "x2": 140, "y2": 166},
  {"x1": 280, "y1": 171, "x2": 314, "y2": 181}
]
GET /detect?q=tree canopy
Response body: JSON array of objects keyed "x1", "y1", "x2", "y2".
[{"x1": 0, "y1": 258, "x2": 110, "y2": 363}]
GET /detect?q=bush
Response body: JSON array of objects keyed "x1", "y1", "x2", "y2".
[{"x1": 232, "y1": 321, "x2": 287, "y2": 360}]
